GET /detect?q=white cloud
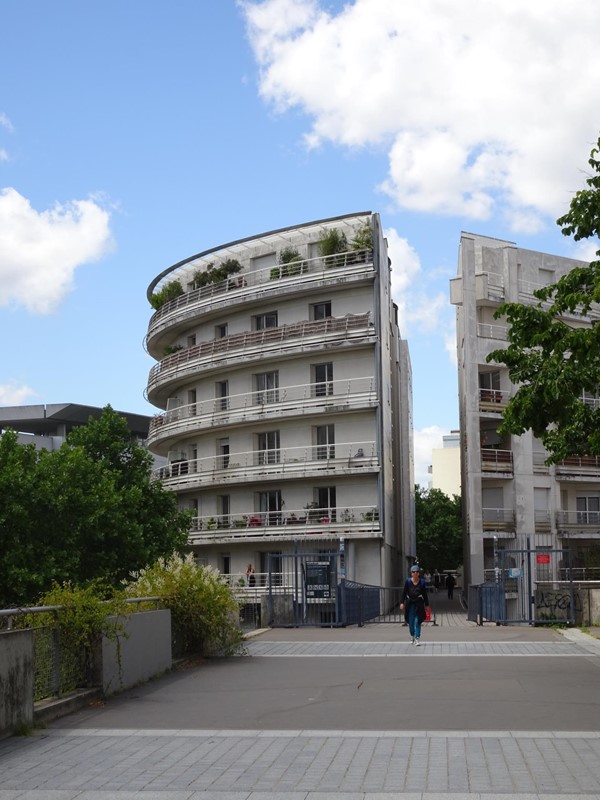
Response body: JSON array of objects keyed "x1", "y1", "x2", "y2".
[
  {"x1": 414, "y1": 424, "x2": 448, "y2": 488},
  {"x1": 0, "y1": 188, "x2": 113, "y2": 314},
  {"x1": 242, "y1": 0, "x2": 600, "y2": 230},
  {"x1": 0, "y1": 382, "x2": 36, "y2": 405},
  {"x1": 0, "y1": 113, "x2": 13, "y2": 132}
]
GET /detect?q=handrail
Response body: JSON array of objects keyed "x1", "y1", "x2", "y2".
[
  {"x1": 148, "y1": 376, "x2": 377, "y2": 438},
  {"x1": 190, "y1": 505, "x2": 379, "y2": 532}
]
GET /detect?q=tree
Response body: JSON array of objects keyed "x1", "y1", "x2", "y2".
[
  {"x1": 488, "y1": 135, "x2": 600, "y2": 462},
  {"x1": 414, "y1": 486, "x2": 462, "y2": 571},
  {"x1": 0, "y1": 406, "x2": 191, "y2": 606}
]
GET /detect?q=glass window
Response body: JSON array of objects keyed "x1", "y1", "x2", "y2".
[
  {"x1": 255, "y1": 371, "x2": 279, "y2": 404},
  {"x1": 313, "y1": 362, "x2": 333, "y2": 397},
  {"x1": 254, "y1": 311, "x2": 278, "y2": 330},
  {"x1": 311, "y1": 301, "x2": 332, "y2": 321},
  {"x1": 257, "y1": 431, "x2": 280, "y2": 464},
  {"x1": 315, "y1": 424, "x2": 335, "y2": 460}
]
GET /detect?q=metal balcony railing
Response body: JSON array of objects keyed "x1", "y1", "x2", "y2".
[
  {"x1": 556, "y1": 510, "x2": 600, "y2": 529},
  {"x1": 478, "y1": 388, "x2": 509, "y2": 408},
  {"x1": 147, "y1": 248, "x2": 374, "y2": 340},
  {"x1": 481, "y1": 508, "x2": 515, "y2": 530},
  {"x1": 476, "y1": 322, "x2": 508, "y2": 340},
  {"x1": 148, "y1": 376, "x2": 377, "y2": 443},
  {"x1": 556, "y1": 455, "x2": 600, "y2": 475},
  {"x1": 188, "y1": 505, "x2": 381, "y2": 544},
  {"x1": 146, "y1": 313, "x2": 374, "y2": 397},
  {"x1": 480, "y1": 448, "x2": 513, "y2": 473},
  {"x1": 153, "y1": 441, "x2": 378, "y2": 487}
]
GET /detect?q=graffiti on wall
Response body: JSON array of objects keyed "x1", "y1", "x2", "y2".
[{"x1": 535, "y1": 589, "x2": 581, "y2": 622}]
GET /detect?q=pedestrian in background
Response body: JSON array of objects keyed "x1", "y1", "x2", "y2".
[
  {"x1": 446, "y1": 572, "x2": 456, "y2": 600},
  {"x1": 400, "y1": 564, "x2": 430, "y2": 646},
  {"x1": 433, "y1": 569, "x2": 441, "y2": 593}
]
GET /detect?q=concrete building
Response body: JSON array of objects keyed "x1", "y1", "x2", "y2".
[
  {"x1": 451, "y1": 231, "x2": 596, "y2": 588},
  {"x1": 144, "y1": 212, "x2": 416, "y2": 586},
  {"x1": 0, "y1": 403, "x2": 151, "y2": 451},
  {"x1": 430, "y1": 430, "x2": 461, "y2": 497}
]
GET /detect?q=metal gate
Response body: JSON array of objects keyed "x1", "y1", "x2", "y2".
[
  {"x1": 267, "y1": 551, "x2": 344, "y2": 627},
  {"x1": 497, "y1": 546, "x2": 575, "y2": 625}
]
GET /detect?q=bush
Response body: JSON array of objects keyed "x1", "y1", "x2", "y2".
[
  {"x1": 318, "y1": 228, "x2": 348, "y2": 257},
  {"x1": 124, "y1": 553, "x2": 244, "y2": 657},
  {"x1": 150, "y1": 280, "x2": 184, "y2": 310},
  {"x1": 350, "y1": 223, "x2": 373, "y2": 251}
]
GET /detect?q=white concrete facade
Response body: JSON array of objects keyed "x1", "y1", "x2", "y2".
[
  {"x1": 451, "y1": 232, "x2": 598, "y2": 586},
  {"x1": 144, "y1": 212, "x2": 416, "y2": 586}
]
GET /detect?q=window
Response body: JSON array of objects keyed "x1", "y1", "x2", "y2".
[
  {"x1": 216, "y1": 380, "x2": 229, "y2": 411},
  {"x1": 258, "y1": 490, "x2": 283, "y2": 525},
  {"x1": 187, "y1": 389, "x2": 197, "y2": 416},
  {"x1": 317, "y1": 487, "x2": 336, "y2": 521},
  {"x1": 217, "y1": 437, "x2": 230, "y2": 469},
  {"x1": 187, "y1": 334, "x2": 196, "y2": 348},
  {"x1": 257, "y1": 431, "x2": 280, "y2": 465},
  {"x1": 315, "y1": 424, "x2": 335, "y2": 460},
  {"x1": 313, "y1": 362, "x2": 333, "y2": 397},
  {"x1": 311, "y1": 301, "x2": 332, "y2": 321},
  {"x1": 255, "y1": 371, "x2": 279, "y2": 404},
  {"x1": 254, "y1": 311, "x2": 278, "y2": 330},
  {"x1": 215, "y1": 323, "x2": 228, "y2": 339},
  {"x1": 218, "y1": 495, "x2": 230, "y2": 527},
  {"x1": 576, "y1": 496, "x2": 600, "y2": 525},
  {"x1": 479, "y1": 370, "x2": 501, "y2": 402},
  {"x1": 220, "y1": 554, "x2": 231, "y2": 575}
]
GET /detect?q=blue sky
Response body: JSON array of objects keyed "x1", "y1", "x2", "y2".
[{"x1": 1, "y1": 0, "x2": 599, "y2": 486}]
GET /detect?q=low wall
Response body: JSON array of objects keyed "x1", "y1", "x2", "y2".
[
  {"x1": 101, "y1": 609, "x2": 172, "y2": 696},
  {"x1": 0, "y1": 629, "x2": 34, "y2": 738}
]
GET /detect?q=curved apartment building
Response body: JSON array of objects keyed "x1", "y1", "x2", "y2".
[{"x1": 144, "y1": 212, "x2": 415, "y2": 587}]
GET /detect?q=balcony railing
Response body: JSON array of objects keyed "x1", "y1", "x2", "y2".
[
  {"x1": 480, "y1": 448, "x2": 513, "y2": 473},
  {"x1": 148, "y1": 376, "x2": 377, "y2": 443},
  {"x1": 153, "y1": 441, "x2": 378, "y2": 487},
  {"x1": 556, "y1": 510, "x2": 600, "y2": 532},
  {"x1": 188, "y1": 505, "x2": 381, "y2": 544},
  {"x1": 476, "y1": 322, "x2": 508, "y2": 340},
  {"x1": 478, "y1": 388, "x2": 509, "y2": 409},
  {"x1": 555, "y1": 455, "x2": 600, "y2": 477},
  {"x1": 146, "y1": 313, "x2": 374, "y2": 397},
  {"x1": 147, "y1": 248, "x2": 374, "y2": 340},
  {"x1": 482, "y1": 508, "x2": 515, "y2": 530}
]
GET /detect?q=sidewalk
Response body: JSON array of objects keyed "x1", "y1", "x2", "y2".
[{"x1": 1, "y1": 598, "x2": 599, "y2": 800}]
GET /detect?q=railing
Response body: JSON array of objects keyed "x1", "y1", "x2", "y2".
[
  {"x1": 188, "y1": 505, "x2": 380, "y2": 542},
  {"x1": 481, "y1": 508, "x2": 515, "y2": 529},
  {"x1": 518, "y1": 279, "x2": 600, "y2": 321},
  {"x1": 148, "y1": 376, "x2": 377, "y2": 441},
  {"x1": 153, "y1": 441, "x2": 378, "y2": 485},
  {"x1": 480, "y1": 448, "x2": 513, "y2": 472},
  {"x1": 557, "y1": 510, "x2": 600, "y2": 529},
  {"x1": 476, "y1": 322, "x2": 508, "y2": 340},
  {"x1": 556, "y1": 455, "x2": 600, "y2": 474},
  {"x1": 147, "y1": 313, "x2": 374, "y2": 395},
  {"x1": 147, "y1": 248, "x2": 374, "y2": 337},
  {"x1": 478, "y1": 388, "x2": 509, "y2": 407}
]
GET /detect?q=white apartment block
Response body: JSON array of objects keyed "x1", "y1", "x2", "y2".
[
  {"x1": 144, "y1": 212, "x2": 416, "y2": 587},
  {"x1": 451, "y1": 232, "x2": 596, "y2": 587}
]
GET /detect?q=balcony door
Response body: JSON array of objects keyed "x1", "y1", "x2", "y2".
[
  {"x1": 258, "y1": 490, "x2": 283, "y2": 525},
  {"x1": 576, "y1": 496, "x2": 600, "y2": 525},
  {"x1": 255, "y1": 371, "x2": 279, "y2": 405},
  {"x1": 257, "y1": 431, "x2": 280, "y2": 465}
]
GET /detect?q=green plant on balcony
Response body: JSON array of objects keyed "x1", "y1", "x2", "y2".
[
  {"x1": 163, "y1": 344, "x2": 183, "y2": 356},
  {"x1": 318, "y1": 228, "x2": 348, "y2": 263},
  {"x1": 361, "y1": 509, "x2": 379, "y2": 522},
  {"x1": 340, "y1": 508, "x2": 355, "y2": 523},
  {"x1": 233, "y1": 516, "x2": 247, "y2": 528},
  {"x1": 350, "y1": 223, "x2": 373, "y2": 252},
  {"x1": 150, "y1": 279, "x2": 184, "y2": 310},
  {"x1": 205, "y1": 517, "x2": 217, "y2": 530},
  {"x1": 193, "y1": 258, "x2": 242, "y2": 288},
  {"x1": 270, "y1": 246, "x2": 304, "y2": 280}
]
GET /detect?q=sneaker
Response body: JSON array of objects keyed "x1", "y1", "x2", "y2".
[
  {"x1": 410, "y1": 637, "x2": 415, "y2": 645},
  {"x1": 415, "y1": 639, "x2": 421, "y2": 646}
]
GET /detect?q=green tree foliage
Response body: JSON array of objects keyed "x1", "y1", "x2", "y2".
[
  {"x1": 488, "y1": 135, "x2": 600, "y2": 462},
  {"x1": 150, "y1": 279, "x2": 184, "y2": 310},
  {"x1": 0, "y1": 406, "x2": 190, "y2": 607},
  {"x1": 125, "y1": 553, "x2": 244, "y2": 656},
  {"x1": 415, "y1": 486, "x2": 462, "y2": 571}
]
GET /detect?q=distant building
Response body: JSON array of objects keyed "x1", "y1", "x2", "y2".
[
  {"x1": 0, "y1": 403, "x2": 152, "y2": 451},
  {"x1": 451, "y1": 231, "x2": 595, "y2": 587},
  {"x1": 430, "y1": 430, "x2": 461, "y2": 498},
  {"x1": 143, "y1": 212, "x2": 416, "y2": 586}
]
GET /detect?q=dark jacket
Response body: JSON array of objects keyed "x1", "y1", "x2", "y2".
[{"x1": 401, "y1": 578, "x2": 429, "y2": 624}]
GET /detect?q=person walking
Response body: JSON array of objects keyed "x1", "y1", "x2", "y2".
[
  {"x1": 446, "y1": 572, "x2": 456, "y2": 600},
  {"x1": 400, "y1": 564, "x2": 430, "y2": 646}
]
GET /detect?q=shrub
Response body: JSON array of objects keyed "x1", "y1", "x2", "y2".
[
  {"x1": 318, "y1": 228, "x2": 348, "y2": 257},
  {"x1": 350, "y1": 223, "x2": 373, "y2": 251},
  {"x1": 150, "y1": 280, "x2": 184, "y2": 310},
  {"x1": 193, "y1": 258, "x2": 242, "y2": 288},
  {"x1": 124, "y1": 553, "x2": 244, "y2": 657}
]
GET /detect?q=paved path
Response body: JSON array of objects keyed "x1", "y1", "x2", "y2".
[{"x1": 1, "y1": 598, "x2": 599, "y2": 799}]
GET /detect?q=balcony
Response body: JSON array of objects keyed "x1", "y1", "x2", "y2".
[
  {"x1": 556, "y1": 510, "x2": 600, "y2": 538},
  {"x1": 153, "y1": 441, "x2": 379, "y2": 489},
  {"x1": 478, "y1": 387, "x2": 509, "y2": 413},
  {"x1": 555, "y1": 455, "x2": 600, "y2": 480},
  {"x1": 476, "y1": 322, "x2": 508, "y2": 341},
  {"x1": 146, "y1": 313, "x2": 374, "y2": 402},
  {"x1": 148, "y1": 376, "x2": 377, "y2": 448},
  {"x1": 188, "y1": 505, "x2": 381, "y2": 546},
  {"x1": 475, "y1": 271, "x2": 505, "y2": 305},
  {"x1": 482, "y1": 507, "x2": 515, "y2": 532},
  {"x1": 480, "y1": 448, "x2": 513, "y2": 476},
  {"x1": 146, "y1": 249, "x2": 374, "y2": 348}
]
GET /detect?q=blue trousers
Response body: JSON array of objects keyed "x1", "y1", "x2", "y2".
[{"x1": 407, "y1": 603, "x2": 422, "y2": 639}]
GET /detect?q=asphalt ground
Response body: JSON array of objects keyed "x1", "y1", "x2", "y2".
[{"x1": 1, "y1": 594, "x2": 600, "y2": 799}]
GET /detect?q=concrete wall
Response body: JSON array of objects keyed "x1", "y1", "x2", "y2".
[
  {"x1": 101, "y1": 609, "x2": 172, "y2": 696},
  {"x1": 0, "y1": 629, "x2": 34, "y2": 738}
]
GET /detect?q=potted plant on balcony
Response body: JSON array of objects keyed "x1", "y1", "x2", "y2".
[
  {"x1": 270, "y1": 246, "x2": 304, "y2": 280},
  {"x1": 150, "y1": 279, "x2": 184, "y2": 310},
  {"x1": 318, "y1": 228, "x2": 348, "y2": 268},
  {"x1": 163, "y1": 343, "x2": 183, "y2": 356}
]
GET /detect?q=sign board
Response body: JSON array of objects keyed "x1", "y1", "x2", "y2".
[
  {"x1": 305, "y1": 561, "x2": 332, "y2": 601},
  {"x1": 536, "y1": 553, "x2": 551, "y2": 565}
]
